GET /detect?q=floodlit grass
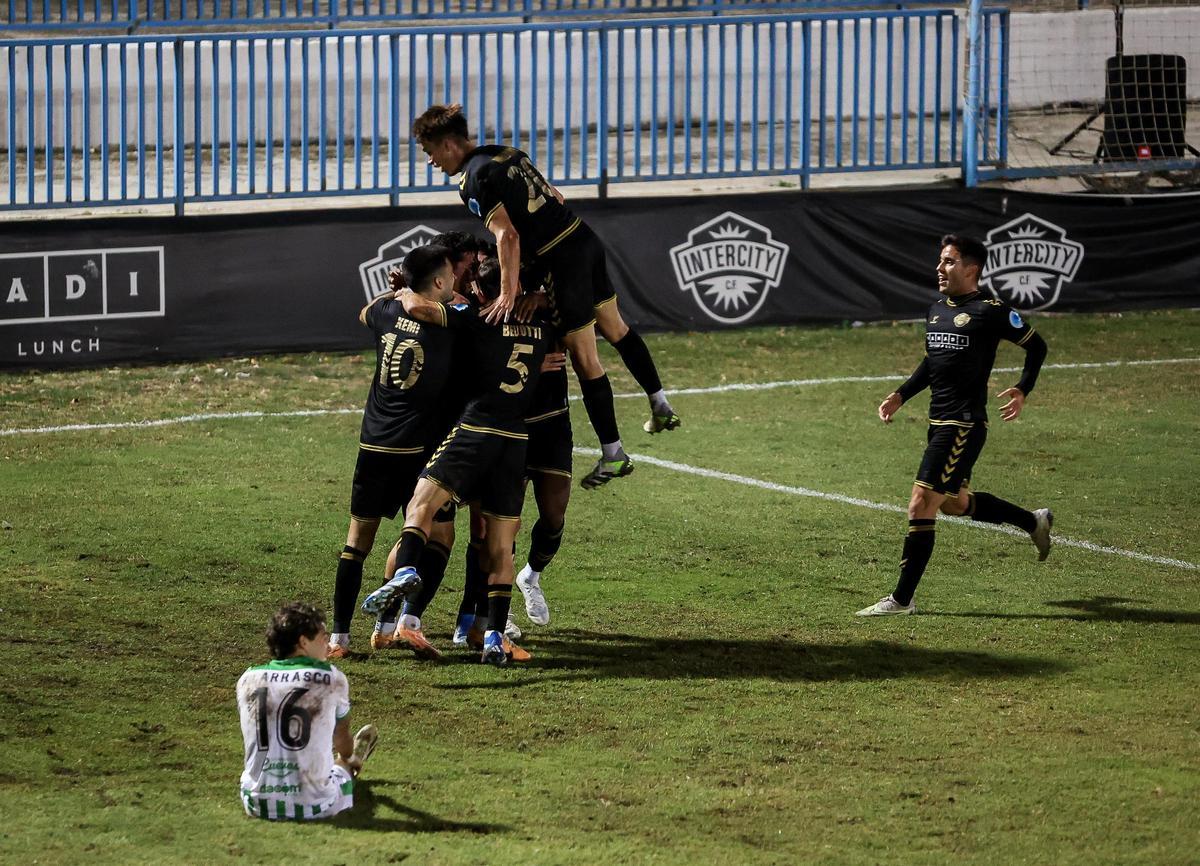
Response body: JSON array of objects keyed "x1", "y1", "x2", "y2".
[{"x1": 1, "y1": 309, "x2": 1198, "y2": 865}]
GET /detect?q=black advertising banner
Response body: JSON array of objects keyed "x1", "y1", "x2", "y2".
[{"x1": 1, "y1": 187, "x2": 1198, "y2": 369}]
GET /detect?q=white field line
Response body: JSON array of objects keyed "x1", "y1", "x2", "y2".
[
  {"x1": 609, "y1": 356, "x2": 1200, "y2": 399},
  {"x1": 0, "y1": 356, "x2": 1192, "y2": 570},
  {"x1": 583, "y1": 450, "x2": 1198, "y2": 572},
  {"x1": 3, "y1": 355, "x2": 1197, "y2": 439}
]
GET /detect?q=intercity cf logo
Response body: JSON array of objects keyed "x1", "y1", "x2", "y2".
[
  {"x1": 669, "y1": 212, "x2": 789, "y2": 324},
  {"x1": 359, "y1": 225, "x2": 442, "y2": 303},
  {"x1": 981, "y1": 214, "x2": 1084, "y2": 311}
]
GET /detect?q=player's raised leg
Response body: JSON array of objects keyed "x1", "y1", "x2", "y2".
[
  {"x1": 563, "y1": 324, "x2": 633, "y2": 490},
  {"x1": 595, "y1": 297, "x2": 680, "y2": 435}
]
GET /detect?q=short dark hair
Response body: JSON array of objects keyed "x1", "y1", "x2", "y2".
[
  {"x1": 412, "y1": 104, "x2": 470, "y2": 143},
  {"x1": 432, "y1": 231, "x2": 483, "y2": 260},
  {"x1": 475, "y1": 257, "x2": 502, "y2": 302},
  {"x1": 266, "y1": 602, "x2": 326, "y2": 659},
  {"x1": 402, "y1": 244, "x2": 452, "y2": 294},
  {"x1": 940, "y1": 234, "x2": 988, "y2": 271}
]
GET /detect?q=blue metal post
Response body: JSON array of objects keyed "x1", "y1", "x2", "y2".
[
  {"x1": 963, "y1": 0, "x2": 982, "y2": 186},
  {"x1": 174, "y1": 37, "x2": 184, "y2": 213}
]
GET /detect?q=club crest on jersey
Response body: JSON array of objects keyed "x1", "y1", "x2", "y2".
[
  {"x1": 359, "y1": 225, "x2": 442, "y2": 302},
  {"x1": 981, "y1": 213, "x2": 1084, "y2": 311},
  {"x1": 669, "y1": 211, "x2": 789, "y2": 324},
  {"x1": 954, "y1": 312, "x2": 971, "y2": 327}
]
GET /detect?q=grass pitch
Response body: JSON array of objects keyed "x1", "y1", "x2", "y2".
[{"x1": 1, "y1": 309, "x2": 1198, "y2": 865}]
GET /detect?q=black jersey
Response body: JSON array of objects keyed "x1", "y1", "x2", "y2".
[
  {"x1": 359, "y1": 297, "x2": 458, "y2": 452},
  {"x1": 919, "y1": 292, "x2": 1039, "y2": 423},
  {"x1": 443, "y1": 304, "x2": 551, "y2": 437},
  {"x1": 458, "y1": 145, "x2": 581, "y2": 262},
  {"x1": 524, "y1": 367, "x2": 569, "y2": 425}
]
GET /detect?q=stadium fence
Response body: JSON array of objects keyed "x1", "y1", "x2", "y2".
[{"x1": 1, "y1": 10, "x2": 1002, "y2": 212}]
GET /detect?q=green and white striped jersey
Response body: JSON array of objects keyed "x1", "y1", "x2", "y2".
[{"x1": 236, "y1": 656, "x2": 351, "y2": 820}]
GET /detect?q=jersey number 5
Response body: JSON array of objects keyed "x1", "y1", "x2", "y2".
[
  {"x1": 500, "y1": 343, "x2": 535, "y2": 394},
  {"x1": 254, "y1": 687, "x2": 312, "y2": 751}
]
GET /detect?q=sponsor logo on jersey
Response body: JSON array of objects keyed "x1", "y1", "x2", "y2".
[
  {"x1": 928, "y1": 332, "x2": 970, "y2": 350},
  {"x1": 929, "y1": 315, "x2": 940, "y2": 324},
  {"x1": 1009, "y1": 310, "x2": 1024, "y2": 328},
  {"x1": 954, "y1": 312, "x2": 971, "y2": 327},
  {"x1": 468, "y1": 198, "x2": 482, "y2": 218},
  {"x1": 981, "y1": 213, "x2": 1084, "y2": 311},
  {"x1": 359, "y1": 225, "x2": 442, "y2": 303},
  {"x1": 669, "y1": 212, "x2": 789, "y2": 325}
]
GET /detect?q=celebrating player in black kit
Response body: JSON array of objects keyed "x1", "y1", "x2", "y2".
[
  {"x1": 411, "y1": 103, "x2": 680, "y2": 490},
  {"x1": 362, "y1": 257, "x2": 551, "y2": 666},
  {"x1": 326, "y1": 244, "x2": 460, "y2": 658},
  {"x1": 857, "y1": 234, "x2": 1054, "y2": 617}
]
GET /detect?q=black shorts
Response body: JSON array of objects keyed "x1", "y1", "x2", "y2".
[
  {"x1": 349, "y1": 447, "x2": 428, "y2": 521},
  {"x1": 539, "y1": 225, "x2": 618, "y2": 336},
  {"x1": 421, "y1": 425, "x2": 528, "y2": 521},
  {"x1": 914, "y1": 421, "x2": 988, "y2": 496},
  {"x1": 525, "y1": 410, "x2": 573, "y2": 479}
]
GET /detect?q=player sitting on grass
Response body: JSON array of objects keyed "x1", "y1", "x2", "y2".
[{"x1": 237, "y1": 602, "x2": 379, "y2": 821}]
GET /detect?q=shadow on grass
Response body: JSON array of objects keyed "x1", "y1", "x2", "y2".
[
  {"x1": 930, "y1": 596, "x2": 1200, "y2": 625},
  {"x1": 433, "y1": 629, "x2": 1067, "y2": 690},
  {"x1": 332, "y1": 781, "x2": 509, "y2": 834}
]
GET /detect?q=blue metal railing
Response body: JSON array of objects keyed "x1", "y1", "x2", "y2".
[
  {"x1": 0, "y1": 11, "x2": 1007, "y2": 212},
  {"x1": 4, "y1": 0, "x2": 955, "y2": 31}
]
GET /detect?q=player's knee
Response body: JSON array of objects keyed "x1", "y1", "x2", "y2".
[
  {"x1": 907, "y1": 488, "x2": 940, "y2": 520},
  {"x1": 597, "y1": 311, "x2": 629, "y2": 344}
]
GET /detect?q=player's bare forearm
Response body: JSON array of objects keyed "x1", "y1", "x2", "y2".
[
  {"x1": 332, "y1": 716, "x2": 354, "y2": 761},
  {"x1": 485, "y1": 219, "x2": 522, "y2": 323},
  {"x1": 397, "y1": 288, "x2": 444, "y2": 326}
]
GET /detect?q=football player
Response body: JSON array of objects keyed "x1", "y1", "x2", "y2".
[{"x1": 858, "y1": 234, "x2": 1053, "y2": 616}]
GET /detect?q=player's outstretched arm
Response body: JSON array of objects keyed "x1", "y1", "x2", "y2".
[{"x1": 484, "y1": 206, "x2": 522, "y2": 324}]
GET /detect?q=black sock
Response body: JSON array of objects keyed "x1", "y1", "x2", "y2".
[
  {"x1": 399, "y1": 541, "x2": 451, "y2": 620},
  {"x1": 971, "y1": 492, "x2": 1037, "y2": 534},
  {"x1": 529, "y1": 518, "x2": 565, "y2": 573},
  {"x1": 892, "y1": 519, "x2": 936, "y2": 606},
  {"x1": 487, "y1": 585, "x2": 513, "y2": 634},
  {"x1": 612, "y1": 329, "x2": 663, "y2": 396},
  {"x1": 393, "y1": 526, "x2": 428, "y2": 573},
  {"x1": 579, "y1": 373, "x2": 621, "y2": 446},
  {"x1": 460, "y1": 538, "x2": 486, "y2": 619},
  {"x1": 332, "y1": 545, "x2": 367, "y2": 633}
]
